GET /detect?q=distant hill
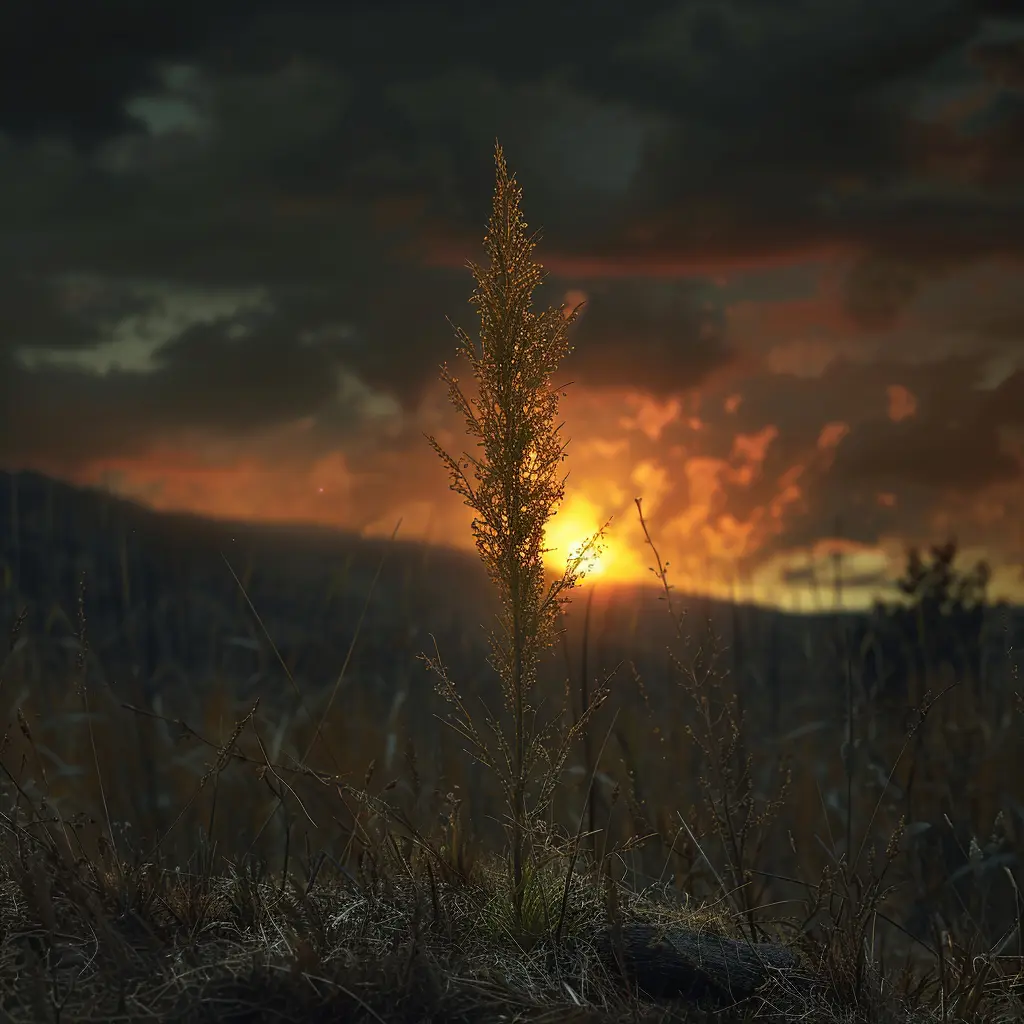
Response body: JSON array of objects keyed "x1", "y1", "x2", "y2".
[
  {"x1": 1, "y1": 470, "x2": 1021, "y2": 724},
  {"x1": 0, "y1": 469, "x2": 503, "y2": 706}
]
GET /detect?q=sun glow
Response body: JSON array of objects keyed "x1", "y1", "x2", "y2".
[{"x1": 543, "y1": 494, "x2": 640, "y2": 585}]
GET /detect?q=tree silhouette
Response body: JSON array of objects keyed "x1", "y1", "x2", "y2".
[{"x1": 857, "y1": 540, "x2": 991, "y2": 700}]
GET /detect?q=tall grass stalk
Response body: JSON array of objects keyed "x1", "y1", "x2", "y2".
[{"x1": 424, "y1": 141, "x2": 608, "y2": 933}]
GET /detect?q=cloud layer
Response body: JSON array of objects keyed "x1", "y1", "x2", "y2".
[{"x1": 2, "y1": 0, "x2": 1023, "y2": 606}]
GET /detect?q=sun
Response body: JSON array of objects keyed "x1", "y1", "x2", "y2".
[
  {"x1": 568, "y1": 535, "x2": 606, "y2": 578},
  {"x1": 542, "y1": 494, "x2": 636, "y2": 585}
]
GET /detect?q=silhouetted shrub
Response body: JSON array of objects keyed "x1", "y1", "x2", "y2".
[{"x1": 855, "y1": 540, "x2": 991, "y2": 700}]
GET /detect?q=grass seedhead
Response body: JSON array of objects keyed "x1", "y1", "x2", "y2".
[{"x1": 424, "y1": 140, "x2": 609, "y2": 931}]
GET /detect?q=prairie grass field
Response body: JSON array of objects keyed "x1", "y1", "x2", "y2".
[{"x1": 2, "y1": 472, "x2": 1022, "y2": 1022}]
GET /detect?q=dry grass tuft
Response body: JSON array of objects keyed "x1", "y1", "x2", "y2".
[{"x1": 423, "y1": 140, "x2": 610, "y2": 940}]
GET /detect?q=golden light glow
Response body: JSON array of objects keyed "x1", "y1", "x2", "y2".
[
  {"x1": 543, "y1": 494, "x2": 644, "y2": 585},
  {"x1": 544, "y1": 495, "x2": 603, "y2": 580}
]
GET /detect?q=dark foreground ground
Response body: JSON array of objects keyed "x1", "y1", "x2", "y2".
[{"x1": 1, "y1": 470, "x2": 1022, "y2": 1021}]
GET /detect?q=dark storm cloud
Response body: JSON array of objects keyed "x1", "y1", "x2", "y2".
[
  {"x1": 833, "y1": 359, "x2": 1024, "y2": 492},
  {"x1": 151, "y1": 316, "x2": 344, "y2": 429},
  {"x1": 565, "y1": 279, "x2": 731, "y2": 396},
  {"x1": 1, "y1": 0, "x2": 1022, "y2": 480},
  {"x1": 756, "y1": 357, "x2": 1024, "y2": 561},
  {"x1": 9, "y1": 1, "x2": 1022, "y2": 242},
  {"x1": 549, "y1": 1, "x2": 1024, "y2": 261},
  {"x1": 0, "y1": 311, "x2": 350, "y2": 466},
  {"x1": 2, "y1": 1, "x2": 236, "y2": 145},
  {"x1": 842, "y1": 256, "x2": 938, "y2": 331},
  {"x1": 0, "y1": 274, "x2": 155, "y2": 353},
  {"x1": 972, "y1": 35, "x2": 1024, "y2": 89},
  {"x1": 839, "y1": 417, "x2": 1018, "y2": 492}
]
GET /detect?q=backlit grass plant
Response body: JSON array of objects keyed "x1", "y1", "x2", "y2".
[{"x1": 424, "y1": 141, "x2": 610, "y2": 940}]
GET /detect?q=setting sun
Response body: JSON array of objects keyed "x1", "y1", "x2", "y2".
[
  {"x1": 543, "y1": 494, "x2": 643, "y2": 585},
  {"x1": 543, "y1": 495, "x2": 603, "y2": 580}
]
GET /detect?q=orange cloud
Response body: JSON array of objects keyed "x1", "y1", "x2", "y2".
[
  {"x1": 732, "y1": 425, "x2": 779, "y2": 465},
  {"x1": 887, "y1": 384, "x2": 918, "y2": 422},
  {"x1": 75, "y1": 448, "x2": 354, "y2": 526},
  {"x1": 630, "y1": 459, "x2": 671, "y2": 515},
  {"x1": 817, "y1": 421, "x2": 850, "y2": 450},
  {"x1": 619, "y1": 393, "x2": 682, "y2": 441}
]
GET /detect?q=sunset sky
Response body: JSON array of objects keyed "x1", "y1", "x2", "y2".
[{"x1": 2, "y1": 0, "x2": 1023, "y2": 609}]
